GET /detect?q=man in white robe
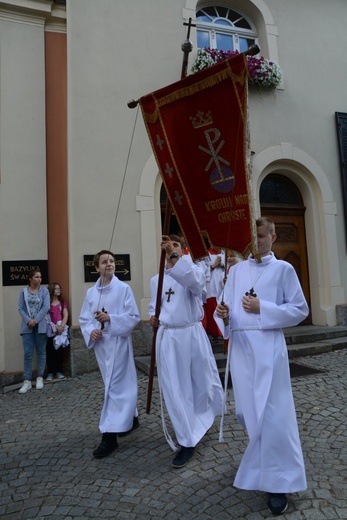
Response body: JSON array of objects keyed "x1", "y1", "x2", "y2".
[
  {"x1": 79, "y1": 250, "x2": 140, "y2": 458},
  {"x1": 149, "y1": 235, "x2": 224, "y2": 468},
  {"x1": 216, "y1": 218, "x2": 308, "y2": 515}
]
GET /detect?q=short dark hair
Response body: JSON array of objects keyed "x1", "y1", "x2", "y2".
[
  {"x1": 93, "y1": 250, "x2": 115, "y2": 269},
  {"x1": 169, "y1": 234, "x2": 184, "y2": 247}
]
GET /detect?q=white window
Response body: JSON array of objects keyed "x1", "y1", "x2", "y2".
[{"x1": 196, "y1": 5, "x2": 258, "y2": 52}]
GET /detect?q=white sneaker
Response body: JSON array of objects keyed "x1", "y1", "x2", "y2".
[
  {"x1": 19, "y1": 380, "x2": 32, "y2": 394},
  {"x1": 36, "y1": 377, "x2": 44, "y2": 390}
]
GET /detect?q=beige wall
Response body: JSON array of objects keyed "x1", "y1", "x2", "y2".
[
  {"x1": 0, "y1": 8, "x2": 47, "y2": 371},
  {"x1": 66, "y1": 0, "x2": 187, "y2": 324},
  {"x1": 0, "y1": 0, "x2": 347, "y2": 376},
  {"x1": 248, "y1": 0, "x2": 347, "y2": 323}
]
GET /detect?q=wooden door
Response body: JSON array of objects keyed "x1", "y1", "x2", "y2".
[{"x1": 260, "y1": 175, "x2": 311, "y2": 324}]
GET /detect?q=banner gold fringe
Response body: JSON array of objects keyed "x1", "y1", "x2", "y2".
[
  {"x1": 144, "y1": 107, "x2": 159, "y2": 124},
  {"x1": 143, "y1": 64, "x2": 247, "y2": 124}
]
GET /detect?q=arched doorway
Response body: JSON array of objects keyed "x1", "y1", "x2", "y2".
[
  {"x1": 260, "y1": 174, "x2": 312, "y2": 324},
  {"x1": 160, "y1": 185, "x2": 181, "y2": 236}
]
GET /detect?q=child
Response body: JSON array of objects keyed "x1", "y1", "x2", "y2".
[
  {"x1": 79, "y1": 250, "x2": 140, "y2": 458},
  {"x1": 149, "y1": 235, "x2": 224, "y2": 468},
  {"x1": 216, "y1": 218, "x2": 308, "y2": 515},
  {"x1": 46, "y1": 282, "x2": 69, "y2": 381}
]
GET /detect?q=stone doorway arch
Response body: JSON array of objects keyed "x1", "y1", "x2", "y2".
[{"x1": 251, "y1": 143, "x2": 345, "y2": 326}]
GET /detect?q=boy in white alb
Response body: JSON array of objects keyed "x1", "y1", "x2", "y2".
[
  {"x1": 149, "y1": 235, "x2": 224, "y2": 468},
  {"x1": 216, "y1": 218, "x2": 308, "y2": 515},
  {"x1": 79, "y1": 250, "x2": 140, "y2": 458}
]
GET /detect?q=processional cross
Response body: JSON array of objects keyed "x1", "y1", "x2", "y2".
[{"x1": 126, "y1": 17, "x2": 196, "y2": 413}]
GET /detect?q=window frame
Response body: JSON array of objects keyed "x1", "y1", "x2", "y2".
[{"x1": 196, "y1": 4, "x2": 258, "y2": 52}]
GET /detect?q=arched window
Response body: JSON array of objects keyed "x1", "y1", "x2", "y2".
[
  {"x1": 260, "y1": 175, "x2": 302, "y2": 206},
  {"x1": 196, "y1": 5, "x2": 258, "y2": 52}
]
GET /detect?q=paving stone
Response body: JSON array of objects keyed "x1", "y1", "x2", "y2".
[{"x1": 0, "y1": 349, "x2": 346, "y2": 519}]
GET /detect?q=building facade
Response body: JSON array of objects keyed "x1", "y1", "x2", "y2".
[{"x1": 0, "y1": 0, "x2": 346, "y2": 379}]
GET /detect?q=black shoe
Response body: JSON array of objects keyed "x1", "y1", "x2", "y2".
[
  {"x1": 268, "y1": 493, "x2": 288, "y2": 515},
  {"x1": 172, "y1": 446, "x2": 195, "y2": 468},
  {"x1": 93, "y1": 433, "x2": 118, "y2": 459},
  {"x1": 118, "y1": 416, "x2": 140, "y2": 437}
]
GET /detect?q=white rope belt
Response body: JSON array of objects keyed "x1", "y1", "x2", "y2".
[
  {"x1": 231, "y1": 326, "x2": 260, "y2": 331},
  {"x1": 219, "y1": 324, "x2": 280, "y2": 442},
  {"x1": 156, "y1": 322, "x2": 198, "y2": 452},
  {"x1": 219, "y1": 326, "x2": 259, "y2": 443},
  {"x1": 160, "y1": 321, "x2": 200, "y2": 330},
  {"x1": 156, "y1": 321, "x2": 200, "y2": 451}
]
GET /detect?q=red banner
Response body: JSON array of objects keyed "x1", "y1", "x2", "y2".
[{"x1": 139, "y1": 53, "x2": 256, "y2": 260}]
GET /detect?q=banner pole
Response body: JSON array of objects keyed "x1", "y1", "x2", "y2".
[
  {"x1": 146, "y1": 200, "x2": 171, "y2": 414},
  {"x1": 145, "y1": 18, "x2": 195, "y2": 414}
]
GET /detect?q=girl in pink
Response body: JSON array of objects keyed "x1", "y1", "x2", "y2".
[{"x1": 46, "y1": 283, "x2": 69, "y2": 381}]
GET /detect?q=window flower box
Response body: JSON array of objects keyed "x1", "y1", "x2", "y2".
[{"x1": 191, "y1": 48, "x2": 282, "y2": 89}]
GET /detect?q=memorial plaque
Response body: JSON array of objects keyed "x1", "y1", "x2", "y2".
[
  {"x1": 2, "y1": 260, "x2": 49, "y2": 286},
  {"x1": 84, "y1": 254, "x2": 131, "y2": 282}
]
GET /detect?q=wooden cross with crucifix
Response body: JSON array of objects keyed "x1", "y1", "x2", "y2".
[{"x1": 245, "y1": 288, "x2": 257, "y2": 298}]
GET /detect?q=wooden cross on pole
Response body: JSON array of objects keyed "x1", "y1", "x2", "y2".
[
  {"x1": 181, "y1": 18, "x2": 196, "y2": 79},
  {"x1": 183, "y1": 17, "x2": 196, "y2": 38}
]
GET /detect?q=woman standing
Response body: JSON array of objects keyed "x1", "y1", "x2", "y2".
[
  {"x1": 46, "y1": 283, "x2": 69, "y2": 381},
  {"x1": 18, "y1": 268, "x2": 50, "y2": 393}
]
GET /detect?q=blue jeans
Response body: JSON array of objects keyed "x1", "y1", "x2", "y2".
[{"x1": 21, "y1": 326, "x2": 47, "y2": 380}]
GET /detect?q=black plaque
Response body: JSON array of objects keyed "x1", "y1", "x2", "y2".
[
  {"x1": 84, "y1": 254, "x2": 131, "y2": 282},
  {"x1": 336, "y1": 112, "x2": 347, "y2": 247},
  {"x1": 2, "y1": 260, "x2": 49, "y2": 286}
]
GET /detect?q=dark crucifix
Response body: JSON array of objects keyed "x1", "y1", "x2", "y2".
[{"x1": 165, "y1": 287, "x2": 175, "y2": 302}]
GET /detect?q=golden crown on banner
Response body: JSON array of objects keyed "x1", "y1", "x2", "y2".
[{"x1": 190, "y1": 110, "x2": 213, "y2": 129}]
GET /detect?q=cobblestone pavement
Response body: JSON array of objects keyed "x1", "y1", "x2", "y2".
[{"x1": 1, "y1": 349, "x2": 346, "y2": 519}]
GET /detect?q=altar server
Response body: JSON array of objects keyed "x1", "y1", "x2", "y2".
[
  {"x1": 216, "y1": 218, "x2": 308, "y2": 515},
  {"x1": 79, "y1": 250, "x2": 140, "y2": 458},
  {"x1": 149, "y1": 235, "x2": 224, "y2": 468}
]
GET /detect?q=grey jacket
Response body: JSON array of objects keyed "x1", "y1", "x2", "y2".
[{"x1": 18, "y1": 286, "x2": 50, "y2": 335}]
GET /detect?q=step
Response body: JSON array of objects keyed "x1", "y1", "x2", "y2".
[
  {"x1": 134, "y1": 333, "x2": 347, "y2": 376},
  {"x1": 283, "y1": 325, "x2": 347, "y2": 345},
  {"x1": 287, "y1": 336, "x2": 347, "y2": 357}
]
